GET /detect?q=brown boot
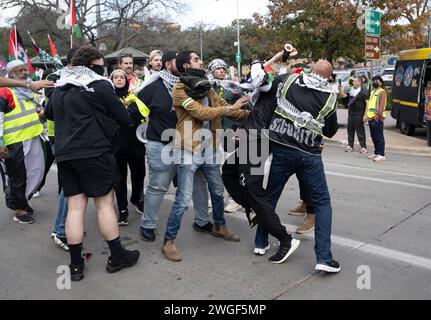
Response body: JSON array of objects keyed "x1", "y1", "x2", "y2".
[
  {"x1": 288, "y1": 201, "x2": 307, "y2": 216},
  {"x1": 211, "y1": 224, "x2": 240, "y2": 242},
  {"x1": 296, "y1": 214, "x2": 315, "y2": 234},
  {"x1": 162, "y1": 239, "x2": 182, "y2": 262}
]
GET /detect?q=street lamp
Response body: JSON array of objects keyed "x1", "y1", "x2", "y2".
[{"x1": 216, "y1": 0, "x2": 241, "y2": 77}]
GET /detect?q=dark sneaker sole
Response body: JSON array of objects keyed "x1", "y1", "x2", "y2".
[
  {"x1": 13, "y1": 216, "x2": 34, "y2": 224},
  {"x1": 192, "y1": 223, "x2": 212, "y2": 233},
  {"x1": 270, "y1": 239, "x2": 301, "y2": 264},
  {"x1": 106, "y1": 253, "x2": 140, "y2": 273},
  {"x1": 140, "y1": 230, "x2": 156, "y2": 242},
  {"x1": 71, "y1": 273, "x2": 84, "y2": 281},
  {"x1": 315, "y1": 263, "x2": 341, "y2": 273}
]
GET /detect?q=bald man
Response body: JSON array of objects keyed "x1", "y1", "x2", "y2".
[{"x1": 264, "y1": 59, "x2": 340, "y2": 273}]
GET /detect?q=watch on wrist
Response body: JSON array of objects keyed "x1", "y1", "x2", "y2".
[{"x1": 26, "y1": 79, "x2": 32, "y2": 89}]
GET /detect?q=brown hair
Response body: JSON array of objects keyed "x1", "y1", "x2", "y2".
[{"x1": 71, "y1": 46, "x2": 104, "y2": 67}]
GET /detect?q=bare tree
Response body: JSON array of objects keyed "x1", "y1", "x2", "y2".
[{"x1": 0, "y1": 0, "x2": 187, "y2": 49}]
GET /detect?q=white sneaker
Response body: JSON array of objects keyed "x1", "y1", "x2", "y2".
[
  {"x1": 253, "y1": 245, "x2": 270, "y2": 256},
  {"x1": 373, "y1": 155, "x2": 386, "y2": 163},
  {"x1": 345, "y1": 146, "x2": 354, "y2": 152},
  {"x1": 32, "y1": 191, "x2": 40, "y2": 198},
  {"x1": 359, "y1": 147, "x2": 368, "y2": 154},
  {"x1": 208, "y1": 200, "x2": 212, "y2": 208},
  {"x1": 224, "y1": 199, "x2": 242, "y2": 213},
  {"x1": 368, "y1": 154, "x2": 378, "y2": 160}
]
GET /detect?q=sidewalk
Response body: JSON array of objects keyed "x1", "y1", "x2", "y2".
[{"x1": 324, "y1": 109, "x2": 431, "y2": 157}]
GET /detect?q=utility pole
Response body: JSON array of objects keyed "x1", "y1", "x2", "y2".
[{"x1": 236, "y1": 0, "x2": 241, "y2": 77}]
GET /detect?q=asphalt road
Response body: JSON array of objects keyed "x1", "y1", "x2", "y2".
[{"x1": 0, "y1": 145, "x2": 430, "y2": 300}]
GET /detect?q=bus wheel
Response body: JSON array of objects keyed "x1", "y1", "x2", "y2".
[{"x1": 400, "y1": 121, "x2": 415, "y2": 136}]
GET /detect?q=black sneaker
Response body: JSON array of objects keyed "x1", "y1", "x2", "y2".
[
  {"x1": 269, "y1": 239, "x2": 301, "y2": 264},
  {"x1": 131, "y1": 199, "x2": 144, "y2": 214},
  {"x1": 140, "y1": 226, "x2": 156, "y2": 242},
  {"x1": 69, "y1": 261, "x2": 84, "y2": 281},
  {"x1": 106, "y1": 249, "x2": 140, "y2": 273},
  {"x1": 118, "y1": 209, "x2": 129, "y2": 226},
  {"x1": 13, "y1": 214, "x2": 34, "y2": 224},
  {"x1": 192, "y1": 221, "x2": 213, "y2": 233},
  {"x1": 315, "y1": 260, "x2": 341, "y2": 273}
]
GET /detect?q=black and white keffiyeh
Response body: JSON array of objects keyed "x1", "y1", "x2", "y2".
[
  {"x1": 133, "y1": 70, "x2": 179, "y2": 97},
  {"x1": 56, "y1": 66, "x2": 113, "y2": 91}
]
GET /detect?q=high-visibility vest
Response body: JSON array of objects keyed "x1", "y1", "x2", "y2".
[
  {"x1": 3, "y1": 88, "x2": 43, "y2": 146},
  {"x1": 47, "y1": 120, "x2": 55, "y2": 137},
  {"x1": 43, "y1": 71, "x2": 60, "y2": 138},
  {"x1": 274, "y1": 73, "x2": 337, "y2": 137},
  {"x1": 367, "y1": 87, "x2": 386, "y2": 119}
]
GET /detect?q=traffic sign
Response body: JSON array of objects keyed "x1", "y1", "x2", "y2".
[
  {"x1": 365, "y1": 9, "x2": 381, "y2": 36},
  {"x1": 365, "y1": 35, "x2": 380, "y2": 60},
  {"x1": 236, "y1": 52, "x2": 241, "y2": 63}
]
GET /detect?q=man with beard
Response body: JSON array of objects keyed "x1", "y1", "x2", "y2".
[
  {"x1": 118, "y1": 53, "x2": 141, "y2": 91},
  {"x1": 143, "y1": 50, "x2": 163, "y2": 80},
  {"x1": 0, "y1": 60, "x2": 45, "y2": 224},
  {"x1": 161, "y1": 50, "x2": 250, "y2": 262}
]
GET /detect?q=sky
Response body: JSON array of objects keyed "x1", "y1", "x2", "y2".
[
  {"x1": 0, "y1": 0, "x2": 270, "y2": 29},
  {"x1": 177, "y1": 0, "x2": 270, "y2": 28}
]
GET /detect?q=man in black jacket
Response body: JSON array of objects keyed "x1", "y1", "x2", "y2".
[
  {"x1": 339, "y1": 77, "x2": 369, "y2": 153},
  {"x1": 45, "y1": 46, "x2": 140, "y2": 282},
  {"x1": 266, "y1": 60, "x2": 340, "y2": 273}
]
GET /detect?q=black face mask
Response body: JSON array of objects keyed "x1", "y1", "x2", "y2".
[
  {"x1": 373, "y1": 82, "x2": 380, "y2": 89},
  {"x1": 90, "y1": 64, "x2": 105, "y2": 76}
]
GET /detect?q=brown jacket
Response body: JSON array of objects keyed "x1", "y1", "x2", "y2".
[{"x1": 172, "y1": 82, "x2": 249, "y2": 153}]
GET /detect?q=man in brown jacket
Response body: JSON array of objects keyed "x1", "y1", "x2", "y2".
[{"x1": 161, "y1": 50, "x2": 250, "y2": 262}]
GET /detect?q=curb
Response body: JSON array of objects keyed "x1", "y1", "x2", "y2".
[{"x1": 323, "y1": 138, "x2": 431, "y2": 157}]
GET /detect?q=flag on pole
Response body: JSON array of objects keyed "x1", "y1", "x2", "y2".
[
  {"x1": 47, "y1": 34, "x2": 63, "y2": 67},
  {"x1": 27, "y1": 31, "x2": 63, "y2": 70},
  {"x1": 8, "y1": 26, "x2": 34, "y2": 74},
  {"x1": 66, "y1": 0, "x2": 82, "y2": 39}
]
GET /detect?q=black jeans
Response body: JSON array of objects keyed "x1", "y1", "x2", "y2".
[
  {"x1": 347, "y1": 113, "x2": 367, "y2": 148},
  {"x1": 114, "y1": 155, "x2": 146, "y2": 211},
  {"x1": 222, "y1": 153, "x2": 292, "y2": 244}
]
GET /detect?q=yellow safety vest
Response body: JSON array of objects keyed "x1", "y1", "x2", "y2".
[
  {"x1": 43, "y1": 71, "x2": 60, "y2": 138},
  {"x1": 123, "y1": 93, "x2": 150, "y2": 121},
  {"x1": 367, "y1": 88, "x2": 386, "y2": 119},
  {"x1": 3, "y1": 88, "x2": 43, "y2": 146}
]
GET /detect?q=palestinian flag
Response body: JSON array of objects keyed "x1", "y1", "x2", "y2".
[
  {"x1": 27, "y1": 32, "x2": 63, "y2": 70},
  {"x1": 47, "y1": 34, "x2": 63, "y2": 68},
  {"x1": 8, "y1": 26, "x2": 34, "y2": 74},
  {"x1": 66, "y1": 0, "x2": 82, "y2": 39}
]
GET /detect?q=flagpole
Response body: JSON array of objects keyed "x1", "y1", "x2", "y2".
[{"x1": 14, "y1": 26, "x2": 18, "y2": 59}]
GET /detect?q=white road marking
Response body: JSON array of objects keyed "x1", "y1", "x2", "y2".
[
  {"x1": 326, "y1": 171, "x2": 431, "y2": 191},
  {"x1": 326, "y1": 162, "x2": 431, "y2": 180},
  {"x1": 50, "y1": 165, "x2": 431, "y2": 271}
]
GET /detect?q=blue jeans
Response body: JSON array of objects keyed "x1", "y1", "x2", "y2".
[
  {"x1": 369, "y1": 119, "x2": 385, "y2": 156},
  {"x1": 53, "y1": 189, "x2": 68, "y2": 238},
  {"x1": 164, "y1": 148, "x2": 226, "y2": 240},
  {"x1": 141, "y1": 141, "x2": 209, "y2": 229},
  {"x1": 256, "y1": 144, "x2": 333, "y2": 263}
]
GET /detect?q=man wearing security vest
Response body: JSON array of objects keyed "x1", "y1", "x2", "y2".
[
  {"x1": 364, "y1": 76, "x2": 387, "y2": 163},
  {"x1": 0, "y1": 60, "x2": 45, "y2": 224},
  {"x1": 267, "y1": 60, "x2": 341, "y2": 273}
]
